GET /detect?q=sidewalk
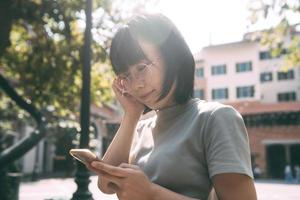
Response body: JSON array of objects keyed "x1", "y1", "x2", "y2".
[
  {"x1": 20, "y1": 176, "x2": 300, "y2": 200},
  {"x1": 255, "y1": 180, "x2": 300, "y2": 200},
  {"x1": 20, "y1": 176, "x2": 117, "y2": 200}
]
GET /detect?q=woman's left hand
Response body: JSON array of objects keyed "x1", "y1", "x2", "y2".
[{"x1": 89, "y1": 161, "x2": 155, "y2": 200}]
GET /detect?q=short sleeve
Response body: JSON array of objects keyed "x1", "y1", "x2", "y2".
[{"x1": 204, "y1": 105, "x2": 253, "y2": 179}]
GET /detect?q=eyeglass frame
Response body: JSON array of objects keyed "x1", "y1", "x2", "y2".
[{"x1": 117, "y1": 57, "x2": 160, "y2": 91}]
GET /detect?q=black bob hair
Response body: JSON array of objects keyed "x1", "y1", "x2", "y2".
[{"x1": 109, "y1": 13, "x2": 195, "y2": 107}]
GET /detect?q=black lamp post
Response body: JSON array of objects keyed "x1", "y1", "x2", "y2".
[{"x1": 71, "y1": 0, "x2": 93, "y2": 199}]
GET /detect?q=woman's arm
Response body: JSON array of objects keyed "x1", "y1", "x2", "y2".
[
  {"x1": 102, "y1": 113, "x2": 139, "y2": 165},
  {"x1": 98, "y1": 78, "x2": 145, "y2": 194},
  {"x1": 212, "y1": 173, "x2": 257, "y2": 200},
  {"x1": 203, "y1": 106, "x2": 257, "y2": 199},
  {"x1": 98, "y1": 113, "x2": 140, "y2": 194},
  {"x1": 91, "y1": 161, "x2": 200, "y2": 200},
  {"x1": 153, "y1": 173, "x2": 256, "y2": 200}
]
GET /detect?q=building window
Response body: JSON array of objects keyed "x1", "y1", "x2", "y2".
[
  {"x1": 195, "y1": 68, "x2": 204, "y2": 78},
  {"x1": 277, "y1": 92, "x2": 296, "y2": 102},
  {"x1": 277, "y1": 69, "x2": 294, "y2": 80},
  {"x1": 194, "y1": 89, "x2": 204, "y2": 99},
  {"x1": 259, "y1": 51, "x2": 272, "y2": 60},
  {"x1": 212, "y1": 88, "x2": 228, "y2": 100},
  {"x1": 211, "y1": 64, "x2": 226, "y2": 75},
  {"x1": 237, "y1": 86, "x2": 255, "y2": 98},
  {"x1": 260, "y1": 72, "x2": 273, "y2": 83},
  {"x1": 236, "y1": 61, "x2": 252, "y2": 72},
  {"x1": 259, "y1": 50, "x2": 286, "y2": 60}
]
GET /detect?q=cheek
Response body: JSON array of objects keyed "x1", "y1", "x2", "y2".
[
  {"x1": 148, "y1": 69, "x2": 164, "y2": 90},
  {"x1": 156, "y1": 79, "x2": 164, "y2": 92},
  {"x1": 127, "y1": 90, "x2": 139, "y2": 98}
]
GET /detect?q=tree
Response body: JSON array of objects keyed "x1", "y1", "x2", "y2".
[
  {"x1": 0, "y1": 1, "x2": 123, "y2": 199},
  {"x1": 248, "y1": 0, "x2": 300, "y2": 70},
  {"x1": 1, "y1": 0, "x2": 116, "y2": 117},
  {"x1": 0, "y1": 0, "x2": 158, "y2": 168},
  {"x1": 0, "y1": 0, "x2": 119, "y2": 169},
  {"x1": 0, "y1": 1, "x2": 158, "y2": 199}
]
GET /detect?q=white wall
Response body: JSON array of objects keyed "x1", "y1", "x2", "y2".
[
  {"x1": 259, "y1": 59, "x2": 300, "y2": 103},
  {"x1": 21, "y1": 126, "x2": 45, "y2": 175},
  {"x1": 195, "y1": 40, "x2": 300, "y2": 103},
  {"x1": 201, "y1": 41, "x2": 261, "y2": 102}
]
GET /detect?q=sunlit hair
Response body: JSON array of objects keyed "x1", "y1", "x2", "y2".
[{"x1": 110, "y1": 13, "x2": 195, "y2": 106}]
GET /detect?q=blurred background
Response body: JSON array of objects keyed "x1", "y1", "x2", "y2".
[{"x1": 0, "y1": 0, "x2": 299, "y2": 200}]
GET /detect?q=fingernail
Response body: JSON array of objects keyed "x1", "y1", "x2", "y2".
[{"x1": 91, "y1": 162, "x2": 96, "y2": 167}]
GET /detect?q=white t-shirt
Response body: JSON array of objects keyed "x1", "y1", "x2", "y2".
[{"x1": 129, "y1": 98, "x2": 253, "y2": 200}]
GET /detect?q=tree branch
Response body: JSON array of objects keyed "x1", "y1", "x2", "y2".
[
  {"x1": 0, "y1": 73, "x2": 47, "y2": 167},
  {"x1": 0, "y1": 73, "x2": 42, "y2": 123},
  {"x1": 0, "y1": 0, "x2": 13, "y2": 57}
]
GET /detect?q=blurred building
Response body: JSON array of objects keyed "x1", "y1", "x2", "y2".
[
  {"x1": 230, "y1": 101, "x2": 300, "y2": 179},
  {"x1": 19, "y1": 103, "x2": 121, "y2": 178},
  {"x1": 194, "y1": 31, "x2": 300, "y2": 179},
  {"x1": 194, "y1": 42, "x2": 299, "y2": 103}
]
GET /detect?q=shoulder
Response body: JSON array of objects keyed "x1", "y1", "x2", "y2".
[{"x1": 192, "y1": 99, "x2": 240, "y2": 120}]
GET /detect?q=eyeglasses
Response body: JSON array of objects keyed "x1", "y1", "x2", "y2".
[{"x1": 118, "y1": 58, "x2": 159, "y2": 92}]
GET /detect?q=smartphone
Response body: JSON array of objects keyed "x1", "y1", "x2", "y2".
[{"x1": 69, "y1": 148, "x2": 100, "y2": 165}]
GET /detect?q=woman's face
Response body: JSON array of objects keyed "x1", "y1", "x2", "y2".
[{"x1": 119, "y1": 40, "x2": 176, "y2": 110}]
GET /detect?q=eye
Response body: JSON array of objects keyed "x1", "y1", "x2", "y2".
[{"x1": 137, "y1": 64, "x2": 147, "y2": 72}]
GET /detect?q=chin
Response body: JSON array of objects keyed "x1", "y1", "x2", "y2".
[{"x1": 142, "y1": 98, "x2": 162, "y2": 110}]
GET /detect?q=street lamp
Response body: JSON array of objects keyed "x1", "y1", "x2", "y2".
[{"x1": 71, "y1": 0, "x2": 93, "y2": 199}]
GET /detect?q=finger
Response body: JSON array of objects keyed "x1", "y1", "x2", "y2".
[
  {"x1": 116, "y1": 78, "x2": 130, "y2": 94},
  {"x1": 107, "y1": 182, "x2": 120, "y2": 193},
  {"x1": 119, "y1": 163, "x2": 140, "y2": 170},
  {"x1": 116, "y1": 76, "x2": 123, "y2": 85},
  {"x1": 86, "y1": 162, "x2": 103, "y2": 173},
  {"x1": 86, "y1": 164, "x2": 96, "y2": 172},
  {"x1": 113, "y1": 81, "x2": 129, "y2": 97},
  {"x1": 91, "y1": 161, "x2": 128, "y2": 178},
  {"x1": 112, "y1": 84, "x2": 124, "y2": 98},
  {"x1": 99, "y1": 172, "x2": 124, "y2": 187},
  {"x1": 112, "y1": 80, "x2": 122, "y2": 93},
  {"x1": 114, "y1": 77, "x2": 125, "y2": 91}
]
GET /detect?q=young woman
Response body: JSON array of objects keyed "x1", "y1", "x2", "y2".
[{"x1": 88, "y1": 13, "x2": 257, "y2": 200}]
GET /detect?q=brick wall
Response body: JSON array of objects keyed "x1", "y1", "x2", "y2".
[{"x1": 247, "y1": 125, "x2": 300, "y2": 176}]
